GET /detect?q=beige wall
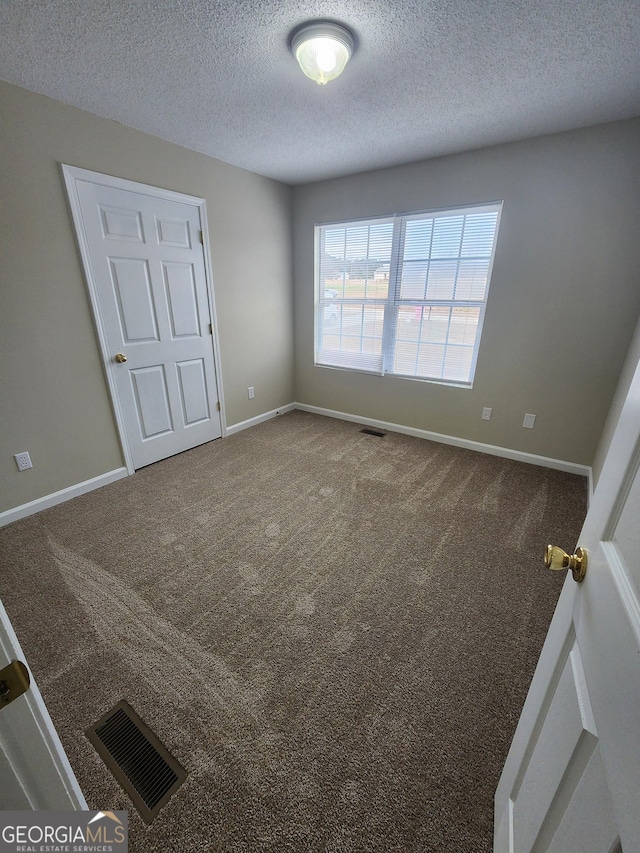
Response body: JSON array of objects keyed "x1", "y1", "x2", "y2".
[
  {"x1": 0, "y1": 81, "x2": 293, "y2": 514},
  {"x1": 292, "y1": 119, "x2": 640, "y2": 466},
  {"x1": 2, "y1": 79, "x2": 638, "y2": 517},
  {"x1": 591, "y1": 312, "x2": 640, "y2": 488}
]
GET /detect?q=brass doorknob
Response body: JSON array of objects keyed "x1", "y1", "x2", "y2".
[
  {"x1": 115, "y1": 353, "x2": 127, "y2": 363},
  {"x1": 545, "y1": 545, "x2": 587, "y2": 583}
]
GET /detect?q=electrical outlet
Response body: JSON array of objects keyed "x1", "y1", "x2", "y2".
[
  {"x1": 523, "y1": 413, "x2": 536, "y2": 429},
  {"x1": 248, "y1": 386, "x2": 255, "y2": 400},
  {"x1": 14, "y1": 451, "x2": 33, "y2": 471},
  {"x1": 482, "y1": 407, "x2": 492, "y2": 421}
]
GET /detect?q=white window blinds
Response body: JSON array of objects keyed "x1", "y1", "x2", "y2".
[
  {"x1": 315, "y1": 203, "x2": 502, "y2": 386},
  {"x1": 316, "y1": 218, "x2": 394, "y2": 374}
]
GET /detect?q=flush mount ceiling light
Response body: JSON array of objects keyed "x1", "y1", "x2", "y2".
[{"x1": 290, "y1": 21, "x2": 355, "y2": 85}]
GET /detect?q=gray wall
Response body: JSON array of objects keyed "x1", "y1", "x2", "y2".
[
  {"x1": 292, "y1": 119, "x2": 640, "y2": 466},
  {"x1": 0, "y1": 81, "x2": 293, "y2": 514}
]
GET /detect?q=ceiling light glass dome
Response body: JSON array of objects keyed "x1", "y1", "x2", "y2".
[{"x1": 290, "y1": 21, "x2": 355, "y2": 85}]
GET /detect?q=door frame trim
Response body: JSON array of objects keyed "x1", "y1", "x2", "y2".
[{"x1": 61, "y1": 164, "x2": 226, "y2": 474}]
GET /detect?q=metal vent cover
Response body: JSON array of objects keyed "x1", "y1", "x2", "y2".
[
  {"x1": 86, "y1": 699, "x2": 187, "y2": 824},
  {"x1": 360, "y1": 427, "x2": 387, "y2": 437}
]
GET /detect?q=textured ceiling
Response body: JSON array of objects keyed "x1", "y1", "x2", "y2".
[{"x1": 1, "y1": 0, "x2": 639, "y2": 184}]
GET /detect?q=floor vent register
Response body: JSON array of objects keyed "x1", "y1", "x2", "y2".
[
  {"x1": 359, "y1": 427, "x2": 387, "y2": 438},
  {"x1": 86, "y1": 699, "x2": 187, "y2": 824}
]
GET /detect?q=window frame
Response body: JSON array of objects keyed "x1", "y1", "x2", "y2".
[{"x1": 314, "y1": 201, "x2": 503, "y2": 388}]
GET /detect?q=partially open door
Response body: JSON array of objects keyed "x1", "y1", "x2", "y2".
[
  {"x1": 495, "y1": 353, "x2": 640, "y2": 851},
  {"x1": 0, "y1": 598, "x2": 86, "y2": 809}
]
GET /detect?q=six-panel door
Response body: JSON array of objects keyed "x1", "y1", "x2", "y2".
[{"x1": 74, "y1": 180, "x2": 221, "y2": 469}]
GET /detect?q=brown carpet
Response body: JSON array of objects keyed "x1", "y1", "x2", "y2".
[{"x1": 0, "y1": 411, "x2": 587, "y2": 852}]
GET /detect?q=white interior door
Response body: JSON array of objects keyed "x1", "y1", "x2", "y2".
[
  {"x1": 64, "y1": 166, "x2": 223, "y2": 470},
  {"x1": 0, "y1": 598, "x2": 86, "y2": 810},
  {"x1": 495, "y1": 353, "x2": 640, "y2": 852}
]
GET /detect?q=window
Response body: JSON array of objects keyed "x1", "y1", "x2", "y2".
[{"x1": 315, "y1": 202, "x2": 502, "y2": 386}]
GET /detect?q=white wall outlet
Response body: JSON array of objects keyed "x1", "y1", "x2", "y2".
[
  {"x1": 14, "y1": 451, "x2": 33, "y2": 471},
  {"x1": 482, "y1": 407, "x2": 492, "y2": 421},
  {"x1": 248, "y1": 386, "x2": 255, "y2": 400},
  {"x1": 523, "y1": 413, "x2": 536, "y2": 429}
]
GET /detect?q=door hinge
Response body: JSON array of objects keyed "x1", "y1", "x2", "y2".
[
  {"x1": 216, "y1": 401, "x2": 221, "y2": 412},
  {"x1": 199, "y1": 230, "x2": 205, "y2": 245},
  {"x1": 0, "y1": 660, "x2": 31, "y2": 711},
  {"x1": 209, "y1": 323, "x2": 213, "y2": 335}
]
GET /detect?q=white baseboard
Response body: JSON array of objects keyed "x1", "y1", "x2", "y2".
[
  {"x1": 1, "y1": 402, "x2": 590, "y2": 527},
  {"x1": 225, "y1": 403, "x2": 297, "y2": 437},
  {"x1": 0, "y1": 467, "x2": 128, "y2": 528},
  {"x1": 294, "y1": 402, "x2": 591, "y2": 479}
]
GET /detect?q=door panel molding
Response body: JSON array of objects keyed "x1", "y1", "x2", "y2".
[{"x1": 602, "y1": 541, "x2": 640, "y2": 644}]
